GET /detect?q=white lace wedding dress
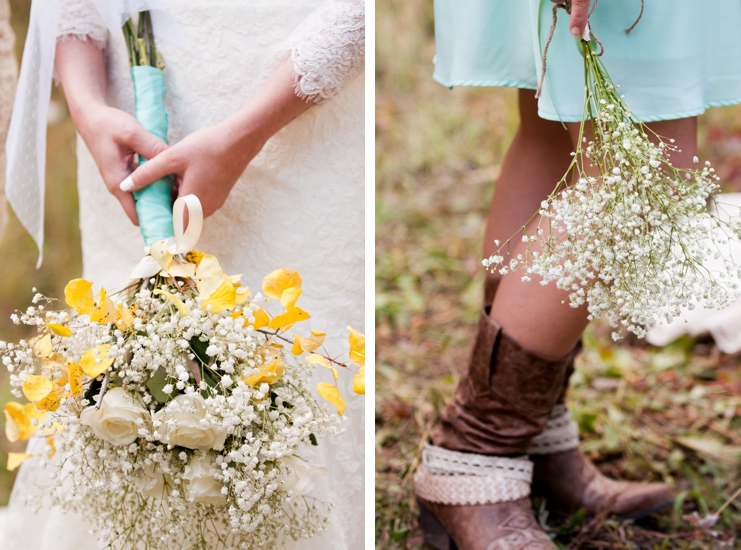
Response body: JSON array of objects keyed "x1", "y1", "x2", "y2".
[{"x1": 2, "y1": 1, "x2": 364, "y2": 548}]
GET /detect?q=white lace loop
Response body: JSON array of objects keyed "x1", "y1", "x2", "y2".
[
  {"x1": 413, "y1": 444, "x2": 533, "y2": 506},
  {"x1": 527, "y1": 404, "x2": 580, "y2": 455}
]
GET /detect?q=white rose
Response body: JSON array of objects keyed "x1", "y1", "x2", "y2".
[
  {"x1": 182, "y1": 453, "x2": 226, "y2": 505},
  {"x1": 153, "y1": 394, "x2": 226, "y2": 451},
  {"x1": 279, "y1": 455, "x2": 327, "y2": 497},
  {"x1": 134, "y1": 463, "x2": 172, "y2": 499},
  {"x1": 79, "y1": 387, "x2": 148, "y2": 446}
]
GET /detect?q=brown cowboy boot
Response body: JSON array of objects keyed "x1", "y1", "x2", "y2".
[
  {"x1": 485, "y1": 277, "x2": 673, "y2": 520},
  {"x1": 413, "y1": 310, "x2": 579, "y2": 550}
]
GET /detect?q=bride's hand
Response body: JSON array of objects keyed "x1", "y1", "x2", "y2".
[
  {"x1": 120, "y1": 57, "x2": 313, "y2": 217},
  {"x1": 56, "y1": 37, "x2": 168, "y2": 225}
]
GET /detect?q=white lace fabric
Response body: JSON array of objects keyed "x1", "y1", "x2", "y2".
[
  {"x1": 286, "y1": 0, "x2": 365, "y2": 103},
  {"x1": 3, "y1": 1, "x2": 364, "y2": 549},
  {"x1": 57, "y1": 0, "x2": 107, "y2": 50},
  {"x1": 527, "y1": 404, "x2": 580, "y2": 455},
  {"x1": 413, "y1": 444, "x2": 533, "y2": 506}
]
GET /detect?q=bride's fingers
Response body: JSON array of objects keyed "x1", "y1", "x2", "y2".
[
  {"x1": 568, "y1": 0, "x2": 591, "y2": 36},
  {"x1": 114, "y1": 190, "x2": 140, "y2": 226},
  {"x1": 126, "y1": 127, "x2": 169, "y2": 163},
  {"x1": 119, "y1": 149, "x2": 183, "y2": 192}
]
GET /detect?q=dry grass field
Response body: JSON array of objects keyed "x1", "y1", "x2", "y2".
[{"x1": 376, "y1": 1, "x2": 741, "y2": 548}]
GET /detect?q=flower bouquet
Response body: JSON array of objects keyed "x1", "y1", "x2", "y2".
[
  {"x1": 485, "y1": 24, "x2": 741, "y2": 339},
  {"x1": 2, "y1": 12, "x2": 365, "y2": 550}
]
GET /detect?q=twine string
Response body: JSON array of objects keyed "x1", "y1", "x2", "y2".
[{"x1": 625, "y1": 0, "x2": 644, "y2": 34}]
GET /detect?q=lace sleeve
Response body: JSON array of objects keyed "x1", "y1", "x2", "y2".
[
  {"x1": 57, "y1": 0, "x2": 107, "y2": 49},
  {"x1": 287, "y1": 0, "x2": 365, "y2": 103}
]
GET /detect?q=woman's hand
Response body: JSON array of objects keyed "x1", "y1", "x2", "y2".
[
  {"x1": 56, "y1": 37, "x2": 168, "y2": 225},
  {"x1": 120, "y1": 57, "x2": 313, "y2": 217},
  {"x1": 551, "y1": 0, "x2": 591, "y2": 37}
]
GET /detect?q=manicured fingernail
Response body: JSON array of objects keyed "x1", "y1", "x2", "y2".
[
  {"x1": 571, "y1": 26, "x2": 580, "y2": 36},
  {"x1": 119, "y1": 176, "x2": 134, "y2": 192}
]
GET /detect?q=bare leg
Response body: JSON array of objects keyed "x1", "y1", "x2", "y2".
[{"x1": 487, "y1": 107, "x2": 698, "y2": 357}]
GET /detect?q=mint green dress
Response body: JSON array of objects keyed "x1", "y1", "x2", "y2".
[{"x1": 433, "y1": 0, "x2": 741, "y2": 122}]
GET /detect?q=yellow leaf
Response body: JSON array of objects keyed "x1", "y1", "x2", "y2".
[
  {"x1": 262, "y1": 268, "x2": 302, "y2": 301},
  {"x1": 33, "y1": 334, "x2": 53, "y2": 358},
  {"x1": 90, "y1": 287, "x2": 116, "y2": 324},
  {"x1": 316, "y1": 382, "x2": 346, "y2": 416},
  {"x1": 4, "y1": 402, "x2": 39, "y2": 442},
  {"x1": 185, "y1": 250, "x2": 205, "y2": 267},
  {"x1": 80, "y1": 345, "x2": 113, "y2": 378},
  {"x1": 194, "y1": 255, "x2": 229, "y2": 298},
  {"x1": 269, "y1": 307, "x2": 310, "y2": 330},
  {"x1": 167, "y1": 258, "x2": 196, "y2": 279},
  {"x1": 235, "y1": 286, "x2": 252, "y2": 306},
  {"x1": 64, "y1": 279, "x2": 94, "y2": 315},
  {"x1": 149, "y1": 239, "x2": 173, "y2": 272},
  {"x1": 353, "y1": 367, "x2": 365, "y2": 395},
  {"x1": 202, "y1": 277, "x2": 237, "y2": 313},
  {"x1": 47, "y1": 323, "x2": 71, "y2": 337},
  {"x1": 7, "y1": 453, "x2": 35, "y2": 471},
  {"x1": 292, "y1": 329, "x2": 326, "y2": 355},
  {"x1": 115, "y1": 303, "x2": 136, "y2": 330},
  {"x1": 22, "y1": 375, "x2": 54, "y2": 402},
  {"x1": 243, "y1": 349, "x2": 285, "y2": 386},
  {"x1": 347, "y1": 325, "x2": 366, "y2": 367},
  {"x1": 35, "y1": 391, "x2": 62, "y2": 412},
  {"x1": 153, "y1": 289, "x2": 189, "y2": 316},
  {"x1": 46, "y1": 436, "x2": 56, "y2": 459},
  {"x1": 249, "y1": 308, "x2": 271, "y2": 330},
  {"x1": 306, "y1": 354, "x2": 338, "y2": 380},
  {"x1": 280, "y1": 286, "x2": 302, "y2": 309},
  {"x1": 67, "y1": 362, "x2": 83, "y2": 396}
]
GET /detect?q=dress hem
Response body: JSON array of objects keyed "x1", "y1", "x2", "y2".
[{"x1": 433, "y1": 73, "x2": 741, "y2": 122}]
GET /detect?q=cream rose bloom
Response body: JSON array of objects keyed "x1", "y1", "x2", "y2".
[
  {"x1": 183, "y1": 453, "x2": 226, "y2": 505},
  {"x1": 279, "y1": 455, "x2": 327, "y2": 497},
  {"x1": 80, "y1": 387, "x2": 148, "y2": 446},
  {"x1": 153, "y1": 394, "x2": 227, "y2": 451},
  {"x1": 134, "y1": 463, "x2": 172, "y2": 499}
]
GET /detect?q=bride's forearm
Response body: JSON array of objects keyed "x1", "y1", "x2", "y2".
[
  {"x1": 222, "y1": 57, "x2": 314, "y2": 154},
  {"x1": 55, "y1": 37, "x2": 107, "y2": 136}
]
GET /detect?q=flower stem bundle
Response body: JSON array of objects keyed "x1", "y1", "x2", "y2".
[{"x1": 485, "y1": 37, "x2": 741, "y2": 339}]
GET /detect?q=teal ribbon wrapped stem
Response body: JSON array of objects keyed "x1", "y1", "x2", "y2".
[{"x1": 130, "y1": 65, "x2": 174, "y2": 246}]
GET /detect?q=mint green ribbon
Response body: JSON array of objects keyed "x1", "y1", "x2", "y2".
[{"x1": 130, "y1": 65, "x2": 174, "y2": 246}]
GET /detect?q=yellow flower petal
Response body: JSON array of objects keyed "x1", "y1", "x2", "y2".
[
  {"x1": 33, "y1": 334, "x2": 53, "y2": 358},
  {"x1": 347, "y1": 325, "x2": 366, "y2": 367},
  {"x1": 7, "y1": 453, "x2": 35, "y2": 471},
  {"x1": 262, "y1": 268, "x2": 302, "y2": 301},
  {"x1": 201, "y1": 277, "x2": 237, "y2": 313},
  {"x1": 167, "y1": 258, "x2": 196, "y2": 279},
  {"x1": 306, "y1": 354, "x2": 338, "y2": 380},
  {"x1": 292, "y1": 329, "x2": 326, "y2": 355},
  {"x1": 353, "y1": 366, "x2": 365, "y2": 395},
  {"x1": 194, "y1": 255, "x2": 229, "y2": 298},
  {"x1": 67, "y1": 362, "x2": 83, "y2": 396},
  {"x1": 149, "y1": 239, "x2": 173, "y2": 272},
  {"x1": 64, "y1": 279, "x2": 94, "y2": 315},
  {"x1": 47, "y1": 324, "x2": 72, "y2": 337},
  {"x1": 153, "y1": 289, "x2": 189, "y2": 317},
  {"x1": 22, "y1": 375, "x2": 54, "y2": 402},
  {"x1": 280, "y1": 286, "x2": 302, "y2": 309},
  {"x1": 80, "y1": 345, "x2": 113, "y2": 378},
  {"x1": 243, "y1": 349, "x2": 285, "y2": 386},
  {"x1": 115, "y1": 303, "x2": 136, "y2": 330},
  {"x1": 269, "y1": 307, "x2": 310, "y2": 331},
  {"x1": 249, "y1": 308, "x2": 271, "y2": 330},
  {"x1": 185, "y1": 250, "x2": 205, "y2": 267},
  {"x1": 316, "y1": 382, "x2": 346, "y2": 416},
  {"x1": 90, "y1": 287, "x2": 116, "y2": 324}
]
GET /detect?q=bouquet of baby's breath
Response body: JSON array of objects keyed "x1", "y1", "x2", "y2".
[
  {"x1": 485, "y1": 35, "x2": 741, "y2": 339},
  {"x1": 2, "y1": 249, "x2": 364, "y2": 550}
]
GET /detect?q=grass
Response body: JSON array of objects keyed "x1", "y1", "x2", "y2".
[
  {"x1": 0, "y1": 0, "x2": 82, "y2": 505},
  {"x1": 375, "y1": 0, "x2": 741, "y2": 548}
]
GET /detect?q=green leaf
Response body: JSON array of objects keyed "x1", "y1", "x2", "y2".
[
  {"x1": 147, "y1": 368, "x2": 175, "y2": 403},
  {"x1": 189, "y1": 336, "x2": 211, "y2": 367},
  {"x1": 309, "y1": 433, "x2": 318, "y2": 446}
]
